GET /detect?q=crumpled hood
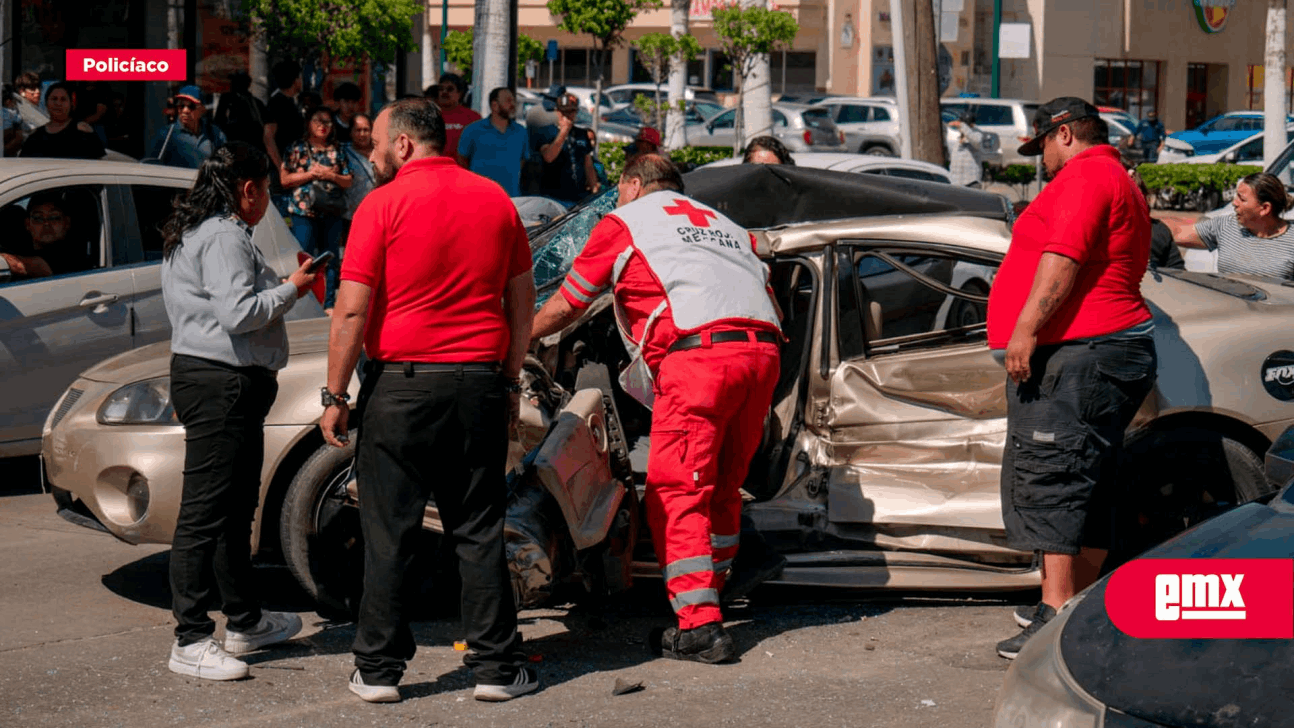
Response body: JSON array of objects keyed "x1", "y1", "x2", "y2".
[
  {"x1": 1061, "y1": 495, "x2": 1294, "y2": 727},
  {"x1": 80, "y1": 319, "x2": 333, "y2": 384}
]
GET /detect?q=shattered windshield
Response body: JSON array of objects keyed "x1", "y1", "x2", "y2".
[{"x1": 530, "y1": 187, "x2": 620, "y2": 307}]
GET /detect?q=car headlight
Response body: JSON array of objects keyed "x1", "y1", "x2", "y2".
[
  {"x1": 993, "y1": 597, "x2": 1104, "y2": 728},
  {"x1": 97, "y1": 377, "x2": 179, "y2": 425}
]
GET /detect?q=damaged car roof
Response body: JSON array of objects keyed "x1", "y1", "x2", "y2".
[{"x1": 683, "y1": 163, "x2": 1013, "y2": 229}]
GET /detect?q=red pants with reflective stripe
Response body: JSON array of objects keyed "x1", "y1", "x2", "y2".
[{"x1": 644, "y1": 338, "x2": 780, "y2": 630}]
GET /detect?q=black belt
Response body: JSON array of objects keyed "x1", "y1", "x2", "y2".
[
  {"x1": 669, "y1": 330, "x2": 779, "y2": 353},
  {"x1": 377, "y1": 361, "x2": 502, "y2": 376}
]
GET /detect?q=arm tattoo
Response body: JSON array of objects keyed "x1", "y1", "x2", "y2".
[{"x1": 1037, "y1": 280, "x2": 1063, "y2": 315}]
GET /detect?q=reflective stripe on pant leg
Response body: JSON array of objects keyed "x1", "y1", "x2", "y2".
[
  {"x1": 670, "y1": 588, "x2": 721, "y2": 613},
  {"x1": 663, "y1": 554, "x2": 715, "y2": 582}
]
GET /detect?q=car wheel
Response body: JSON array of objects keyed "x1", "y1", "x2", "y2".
[
  {"x1": 947, "y1": 281, "x2": 988, "y2": 328},
  {"x1": 1107, "y1": 428, "x2": 1271, "y2": 572},
  {"x1": 863, "y1": 145, "x2": 895, "y2": 156},
  {"x1": 280, "y1": 439, "x2": 365, "y2": 620}
]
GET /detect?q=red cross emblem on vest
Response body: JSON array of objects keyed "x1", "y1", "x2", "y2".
[{"x1": 663, "y1": 198, "x2": 717, "y2": 228}]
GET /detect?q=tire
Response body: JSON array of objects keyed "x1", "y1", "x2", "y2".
[
  {"x1": 279, "y1": 439, "x2": 366, "y2": 620},
  {"x1": 1106, "y1": 428, "x2": 1271, "y2": 572},
  {"x1": 947, "y1": 281, "x2": 989, "y2": 329},
  {"x1": 863, "y1": 145, "x2": 895, "y2": 157}
]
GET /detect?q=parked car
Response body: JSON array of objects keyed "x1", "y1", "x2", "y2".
[
  {"x1": 699, "y1": 151, "x2": 954, "y2": 184},
  {"x1": 602, "y1": 83, "x2": 720, "y2": 111},
  {"x1": 687, "y1": 102, "x2": 847, "y2": 152},
  {"x1": 1102, "y1": 115, "x2": 1146, "y2": 166},
  {"x1": 940, "y1": 98, "x2": 1040, "y2": 166},
  {"x1": 1166, "y1": 111, "x2": 1294, "y2": 157},
  {"x1": 0, "y1": 159, "x2": 322, "y2": 459},
  {"x1": 819, "y1": 97, "x2": 902, "y2": 156},
  {"x1": 600, "y1": 101, "x2": 724, "y2": 130},
  {"x1": 777, "y1": 93, "x2": 839, "y2": 106},
  {"x1": 993, "y1": 424, "x2": 1294, "y2": 727},
  {"x1": 44, "y1": 165, "x2": 1293, "y2": 617},
  {"x1": 1159, "y1": 124, "x2": 1294, "y2": 166},
  {"x1": 560, "y1": 85, "x2": 616, "y2": 117},
  {"x1": 519, "y1": 99, "x2": 641, "y2": 144}
]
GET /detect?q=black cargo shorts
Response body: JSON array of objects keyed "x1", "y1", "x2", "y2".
[{"x1": 1000, "y1": 332, "x2": 1157, "y2": 555}]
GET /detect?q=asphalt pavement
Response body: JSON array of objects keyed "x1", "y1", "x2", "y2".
[{"x1": 1, "y1": 464, "x2": 1023, "y2": 728}]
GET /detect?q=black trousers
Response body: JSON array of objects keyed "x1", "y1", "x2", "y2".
[
  {"x1": 169, "y1": 354, "x2": 279, "y2": 646},
  {"x1": 1001, "y1": 334, "x2": 1157, "y2": 555},
  {"x1": 351, "y1": 362, "x2": 523, "y2": 686}
]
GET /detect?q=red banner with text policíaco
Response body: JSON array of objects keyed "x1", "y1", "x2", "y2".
[{"x1": 67, "y1": 50, "x2": 188, "y2": 81}]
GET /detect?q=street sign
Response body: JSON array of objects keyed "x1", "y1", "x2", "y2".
[{"x1": 546, "y1": 40, "x2": 559, "y2": 62}]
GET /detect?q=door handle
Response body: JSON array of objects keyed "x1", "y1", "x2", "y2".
[{"x1": 79, "y1": 293, "x2": 119, "y2": 309}]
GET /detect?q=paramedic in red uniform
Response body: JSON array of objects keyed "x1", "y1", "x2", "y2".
[{"x1": 531, "y1": 154, "x2": 782, "y2": 663}]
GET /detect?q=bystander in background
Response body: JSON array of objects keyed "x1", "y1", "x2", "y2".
[
  {"x1": 280, "y1": 107, "x2": 352, "y2": 312},
  {"x1": 458, "y1": 87, "x2": 529, "y2": 196},
  {"x1": 18, "y1": 82, "x2": 105, "y2": 159},
  {"x1": 151, "y1": 85, "x2": 227, "y2": 169}
]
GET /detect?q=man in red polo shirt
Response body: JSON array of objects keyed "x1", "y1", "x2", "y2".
[
  {"x1": 987, "y1": 97, "x2": 1157, "y2": 660},
  {"x1": 319, "y1": 97, "x2": 538, "y2": 703},
  {"x1": 531, "y1": 154, "x2": 782, "y2": 664}
]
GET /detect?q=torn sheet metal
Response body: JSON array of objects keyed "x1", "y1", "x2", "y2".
[{"x1": 533, "y1": 389, "x2": 626, "y2": 550}]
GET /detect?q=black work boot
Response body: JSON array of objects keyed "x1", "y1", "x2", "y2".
[
  {"x1": 648, "y1": 623, "x2": 737, "y2": 664},
  {"x1": 996, "y1": 602, "x2": 1057, "y2": 659}
]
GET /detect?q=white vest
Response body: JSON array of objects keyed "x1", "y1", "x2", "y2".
[{"x1": 608, "y1": 190, "x2": 778, "y2": 355}]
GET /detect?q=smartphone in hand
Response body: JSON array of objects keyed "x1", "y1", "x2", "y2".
[{"x1": 306, "y1": 251, "x2": 335, "y2": 273}]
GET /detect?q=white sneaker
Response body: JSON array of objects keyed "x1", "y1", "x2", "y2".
[
  {"x1": 349, "y1": 669, "x2": 401, "y2": 703},
  {"x1": 168, "y1": 638, "x2": 250, "y2": 681},
  {"x1": 473, "y1": 666, "x2": 540, "y2": 702},
  {"x1": 223, "y1": 611, "x2": 303, "y2": 655}
]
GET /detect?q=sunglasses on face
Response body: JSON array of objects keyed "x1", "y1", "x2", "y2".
[{"x1": 177, "y1": 102, "x2": 198, "y2": 111}]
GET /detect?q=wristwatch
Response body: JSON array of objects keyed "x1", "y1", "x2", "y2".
[{"x1": 320, "y1": 387, "x2": 351, "y2": 408}]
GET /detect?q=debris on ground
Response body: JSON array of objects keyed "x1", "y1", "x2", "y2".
[{"x1": 612, "y1": 678, "x2": 645, "y2": 696}]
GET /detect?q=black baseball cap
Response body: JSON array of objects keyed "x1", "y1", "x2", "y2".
[{"x1": 1017, "y1": 97, "x2": 1101, "y2": 156}]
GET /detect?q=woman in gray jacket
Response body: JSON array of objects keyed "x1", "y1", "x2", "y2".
[{"x1": 160, "y1": 141, "x2": 317, "y2": 680}]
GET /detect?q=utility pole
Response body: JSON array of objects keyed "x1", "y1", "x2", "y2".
[
  {"x1": 1264, "y1": 0, "x2": 1287, "y2": 169},
  {"x1": 911, "y1": 0, "x2": 944, "y2": 166},
  {"x1": 423, "y1": 0, "x2": 436, "y2": 90},
  {"x1": 889, "y1": 0, "x2": 912, "y2": 159}
]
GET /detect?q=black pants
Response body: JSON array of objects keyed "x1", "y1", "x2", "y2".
[
  {"x1": 169, "y1": 354, "x2": 279, "y2": 646},
  {"x1": 1001, "y1": 334, "x2": 1157, "y2": 555},
  {"x1": 352, "y1": 362, "x2": 523, "y2": 686}
]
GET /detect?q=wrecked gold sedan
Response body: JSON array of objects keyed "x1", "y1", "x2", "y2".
[{"x1": 42, "y1": 165, "x2": 1294, "y2": 614}]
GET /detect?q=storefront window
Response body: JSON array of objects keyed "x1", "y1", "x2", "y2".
[
  {"x1": 1245, "y1": 65, "x2": 1294, "y2": 112},
  {"x1": 1093, "y1": 59, "x2": 1160, "y2": 122}
]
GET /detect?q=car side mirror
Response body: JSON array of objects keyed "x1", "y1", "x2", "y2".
[
  {"x1": 0, "y1": 255, "x2": 10, "y2": 285},
  {"x1": 1225, "y1": 151, "x2": 1238, "y2": 163}
]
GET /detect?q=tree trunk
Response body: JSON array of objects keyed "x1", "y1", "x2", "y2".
[
  {"x1": 592, "y1": 43, "x2": 607, "y2": 143},
  {"x1": 1265, "y1": 0, "x2": 1287, "y2": 169},
  {"x1": 666, "y1": 0, "x2": 690, "y2": 149},
  {"x1": 422, "y1": 1, "x2": 436, "y2": 92},
  {"x1": 472, "y1": 0, "x2": 511, "y2": 118},
  {"x1": 739, "y1": 0, "x2": 773, "y2": 145},
  {"x1": 733, "y1": 75, "x2": 745, "y2": 157},
  {"x1": 911, "y1": 0, "x2": 945, "y2": 166}
]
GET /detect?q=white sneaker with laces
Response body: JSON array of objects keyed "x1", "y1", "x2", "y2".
[
  {"x1": 349, "y1": 669, "x2": 401, "y2": 703},
  {"x1": 473, "y1": 666, "x2": 540, "y2": 702},
  {"x1": 168, "y1": 638, "x2": 250, "y2": 681},
  {"x1": 223, "y1": 611, "x2": 303, "y2": 655}
]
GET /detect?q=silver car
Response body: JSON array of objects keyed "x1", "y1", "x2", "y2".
[
  {"x1": 687, "y1": 102, "x2": 847, "y2": 152},
  {"x1": 0, "y1": 159, "x2": 322, "y2": 457}
]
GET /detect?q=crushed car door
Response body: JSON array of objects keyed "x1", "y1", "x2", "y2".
[{"x1": 823, "y1": 243, "x2": 1010, "y2": 554}]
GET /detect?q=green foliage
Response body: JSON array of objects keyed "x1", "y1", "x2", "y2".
[
  {"x1": 600, "y1": 143, "x2": 732, "y2": 183},
  {"x1": 1136, "y1": 163, "x2": 1263, "y2": 195},
  {"x1": 443, "y1": 30, "x2": 474, "y2": 75},
  {"x1": 631, "y1": 33, "x2": 702, "y2": 129},
  {"x1": 988, "y1": 163, "x2": 1037, "y2": 186},
  {"x1": 442, "y1": 30, "x2": 546, "y2": 78},
  {"x1": 518, "y1": 35, "x2": 545, "y2": 77},
  {"x1": 710, "y1": 5, "x2": 799, "y2": 82},
  {"x1": 547, "y1": 0, "x2": 662, "y2": 75},
  {"x1": 242, "y1": 0, "x2": 422, "y2": 66}
]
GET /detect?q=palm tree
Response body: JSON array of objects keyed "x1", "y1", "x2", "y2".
[
  {"x1": 739, "y1": 0, "x2": 773, "y2": 144},
  {"x1": 472, "y1": 0, "x2": 513, "y2": 117},
  {"x1": 1265, "y1": 0, "x2": 1287, "y2": 168},
  {"x1": 665, "y1": 0, "x2": 690, "y2": 149}
]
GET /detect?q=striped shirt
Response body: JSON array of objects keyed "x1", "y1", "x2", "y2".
[{"x1": 1195, "y1": 216, "x2": 1294, "y2": 279}]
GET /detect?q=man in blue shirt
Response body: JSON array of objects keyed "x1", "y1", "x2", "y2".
[
  {"x1": 458, "y1": 88, "x2": 530, "y2": 196},
  {"x1": 1134, "y1": 110, "x2": 1165, "y2": 163},
  {"x1": 151, "y1": 85, "x2": 227, "y2": 169}
]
